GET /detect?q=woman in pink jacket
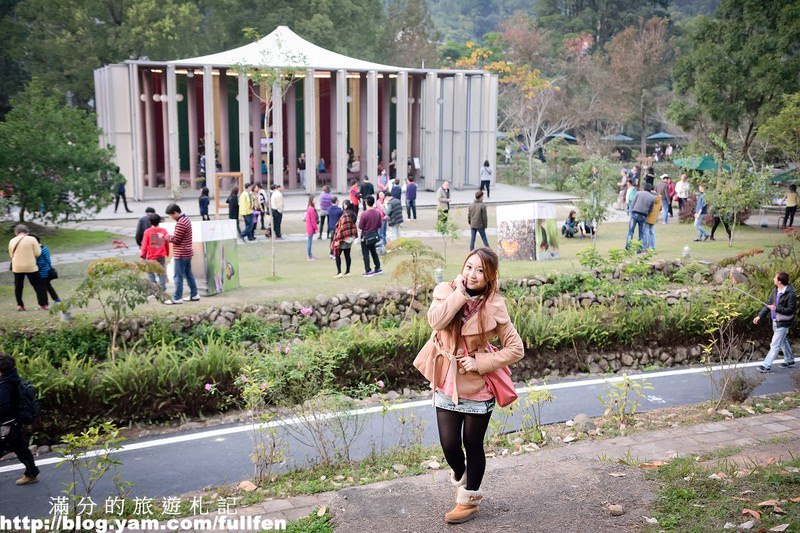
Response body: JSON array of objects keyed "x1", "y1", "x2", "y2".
[
  {"x1": 305, "y1": 196, "x2": 319, "y2": 261},
  {"x1": 414, "y1": 248, "x2": 524, "y2": 524}
]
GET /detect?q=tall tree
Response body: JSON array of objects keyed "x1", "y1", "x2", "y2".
[
  {"x1": 605, "y1": 16, "x2": 674, "y2": 155},
  {"x1": 383, "y1": 0, "x2": 441, "y2": 67},
  {"x1": 0, "y1": 79, "x2": 116, "y2": 223},
  {"x1": 535, "y1": 0, "x2": 670, "y2": 50},
  {"x1": 759, "y1": 93, "x2": 800, "y2": 168},
  {"x1": 668, "y1": 0, "x2": 800, "y2": 161},
  {"x1": 0, "y1": 0, "x2": 28, "y2": 118},
  {"x1": 15, "y1": 0, "x2": 202, "y2": 107}
]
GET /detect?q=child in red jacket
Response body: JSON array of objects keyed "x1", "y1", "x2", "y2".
[{"x1": 140, "y1": 213, "x2": 170, "y2": 291}]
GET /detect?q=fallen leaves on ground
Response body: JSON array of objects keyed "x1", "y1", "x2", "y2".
[
  {"x1": 638, "y1": 461, "x2": 666, "y2": 469},
  {"x1": 741, "y1": 508, "x2": 762, "y2": 520}
]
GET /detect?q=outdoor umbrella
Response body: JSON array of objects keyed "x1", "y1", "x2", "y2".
[
  {"x1": 673, "y1": 156, "x2": 732, "y2": 173},
  {"x1": 647, "y1": 132, "x2": 676, "y2": 141},
  {"x1": 546, "y1": 132, "x2": 577, "y2": 142},
  {"x1": 601, "y1": 134, "x2": 634, "y2": 142}
]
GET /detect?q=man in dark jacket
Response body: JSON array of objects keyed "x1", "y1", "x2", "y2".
[
  {"x1": 359, "y1": 176, "x2": 375, "y2": 211},
  {"x1": 0, "y1": 353, "x2": 39, "y2": 485},
  {"x1": 468, "y1": 190, "x2": 489, "y2": 250},
  {"x1": 135, "y1": 207, "x2": 157, "y2": 247},
  {"x1": 753, "y1": 272, "x2": 797, "y2": 372}
]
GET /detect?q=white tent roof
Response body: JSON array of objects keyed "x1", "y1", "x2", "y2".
[{"x1": 169, "y1": 25, "x2": 404, "y2": 72}]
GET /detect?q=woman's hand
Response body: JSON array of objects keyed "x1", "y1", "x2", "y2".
[
  {"x1": 453, "y1": 274, "x2": 467, "y2": 294},
  {"x1": 459, "y1": 356, "x2": 477, "y2": 373}
]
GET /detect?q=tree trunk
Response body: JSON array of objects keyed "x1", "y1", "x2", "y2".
[
  {"x1": 729, "y1": 213, "x2": 737, "y2": 247},
  {"x1": 640, "y1": 90, "x2": 647, "y2": 157}
]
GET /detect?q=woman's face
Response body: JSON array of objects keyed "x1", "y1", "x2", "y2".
[{"x1": 462, "y1": 254, "x2": 488, "y2": 292}]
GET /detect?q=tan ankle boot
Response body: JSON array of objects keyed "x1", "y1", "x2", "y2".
[
  {"x1": 445, "y1": 487, "x2": 482, "y2": 524},
  {"x1": 449, "y1": 471, "x2": 466, "y2": 487}
]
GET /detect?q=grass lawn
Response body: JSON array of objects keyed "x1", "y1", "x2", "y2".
[
  {"x1": 0, "y1": 203, "x2": 791, "y2": 328},
  {"x1": 2, "y1": 221, "x2": 118, "y2": 253}
]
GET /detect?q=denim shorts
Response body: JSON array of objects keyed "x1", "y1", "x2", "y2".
[{"x1": 435, "y1": 391, "x2": 495, "y2": 414}]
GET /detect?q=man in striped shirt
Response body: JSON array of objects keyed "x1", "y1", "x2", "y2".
[{"x1": 164, "y1": 204, "x2": 199, "y2": 305}]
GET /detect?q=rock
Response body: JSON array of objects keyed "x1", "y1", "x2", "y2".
[
  {"x1": 608, "y1": 504, "x2": 624, "y2": 516},
  {"x1": 331, "y1": 318, "x2": 352, "y2": 329},
  {"x1": 315, "y1": 294, "x2": 329, "y2": 307},
  {"x1": 238, "y1": 480, "x2": 258, "y2": 492},
  {"x1": 392, "y1": 464, "x2": 408, "y2": 473},
  {"x1": 387, "y1": 391, "x2": 400, "y2": 401},
  {"x1": 621, "y1": 354, "x2": 635, "y2": 367},
  {"x1": 340, "y1": 309, "x2": 353, "y2": 319},
  {"x1": 573, "y1": 413, "x2": 596, "y2": 433},
  {"x1": 587, "y1": 362, "x2": 603, "y2": 374},
  {"x1": 428, "y1": 461, "x2": 440, "y2": 470}
]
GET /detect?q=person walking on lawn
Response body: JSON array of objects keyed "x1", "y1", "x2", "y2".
[
  {"x1": 753, "y1": 272, "x2": 796, "y2": 373},
  {"x1": 164, "y1": 204, "x2": 199, "y2": 305}
]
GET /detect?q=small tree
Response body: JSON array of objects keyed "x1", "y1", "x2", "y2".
[
  {"x1": 434, "y1": 216, "x2": 460, "y2": 264},
  {"x1": 58, "y1": 258, "x2": 158, "y2": 358},
  {"x1": 56, "y1": 422, "x2": 132, "y2": 514},
  {"x1": 0, "y1": 79, "x2": 116, "y2": 223},
  {"x1": 547, "y1": 139, "x2": 584, "y2": 191},
  {"x1": 235, "y1": 30, "x2": 306, "y2": 279},
  {"x1": 566, "y1": 156, "x2": 616, "y2": 241},
  {"x1": 384, "y1": 238, "x2": 444, "y2": 306}
]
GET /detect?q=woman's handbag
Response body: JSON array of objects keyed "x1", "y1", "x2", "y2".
[
  {"x1": 48, "y1": 268, "x2": 58, "y2": 280},
  {"x1": 462, "y1": 340, "x2": 518, "y2": 408}
]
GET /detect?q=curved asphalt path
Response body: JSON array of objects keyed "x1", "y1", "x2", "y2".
[{"x1": 0, "y1": 361, "x2": 795, "y2": 519}]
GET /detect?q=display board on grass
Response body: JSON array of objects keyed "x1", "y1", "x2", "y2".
[{"x1": 496, "y1": 203, "x2": 560, "y2": 260}]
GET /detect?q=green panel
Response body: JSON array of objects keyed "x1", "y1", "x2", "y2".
[
  {"x1": 178, "y1": 78, "x2": 189, "y2": 171},
  {"x1": 296, "y1": 83, "x2": 305, "y2": 152},
  {"x1": 227, "y1": 77, "x2": 240, "y2": 171}
]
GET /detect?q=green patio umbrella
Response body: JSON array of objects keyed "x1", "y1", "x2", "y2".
[
  {"x1": 673, "y1": 156, "x2": 732, "y2": 173},
  {"x1": 600, "y1": 134, "x2": 634, "y2": 142},
  {"x1": 647, "y1": 132, "x2": 676, "y2": 141}
]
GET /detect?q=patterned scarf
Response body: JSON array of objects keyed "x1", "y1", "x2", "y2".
[{"x1": 460, "y1": 296, "x2": 484, "y2": 325}]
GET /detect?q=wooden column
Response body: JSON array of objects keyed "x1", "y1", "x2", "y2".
[
  {"x1": 334, "y1": 70, "x2": 348, "y2": 193},
  {"x1": 160, "y1": 73, "x2": 171, "y2": 190},
  {"x1": 218, "y1": 71, "x2": 230, "y2": 173},
  {"x1": 166, "y1": 65, "x2": 181, "y2": 195},
  {"x1": 272, "y1": 74, "x2": 284, "y2": 188},
  {"x1": 395, "y1": 72, "x2": 409, "y2": 185},
  {"x1": 187, "y1": 74, "x2": 199, "y2": 189},
  {"x1": 381, "y1": 75, "x2": 391, "y2": 173},
  {"x1": 202, "y1": 66, "x2": 216, "y2": 196},
  {"x1": 286, "y1": 84, "x2": 297, "y2": 189},
  {"x1": 237, "y1": 73, "x2": 251, "y2": 186},
  {"x1": 304, "y1": 69, "x2": 317, "y2": 195},
  {"x1": 366, "y1": 71, "x2": 378, "y2": 182}
]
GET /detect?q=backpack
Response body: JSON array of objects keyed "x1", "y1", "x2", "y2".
[{"x1": 16, "y1": 380, "x2": 41, "y2": 425}]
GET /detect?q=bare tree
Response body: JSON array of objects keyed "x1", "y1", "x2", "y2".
[{"x1": 605, "y1": 17, "x2": 674, "y2": 156}]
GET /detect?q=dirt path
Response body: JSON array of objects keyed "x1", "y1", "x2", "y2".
[{"x1": 331, "y1": 456, "x2": 658, "y2": 532}]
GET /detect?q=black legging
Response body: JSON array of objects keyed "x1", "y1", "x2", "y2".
[
  {"x1": 436, "y1": 407, "x2": 493, "y2": 491},
  {"x1": 335, "y1": 248, "x2": 351, "y2": 274},
  {"x1": 318, "y1": 213, "x2": 328, "y2": 238},
  {"x1": 480, "y1": 180, "x2": 491, "y2": 198}
]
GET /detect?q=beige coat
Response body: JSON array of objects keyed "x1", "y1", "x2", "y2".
[
  {"x1": 414, "y1": 282, "x2": 524, "y2": 398},
  {"x1": 8, "y1": 234, "x2": 41, "y2": 273}
]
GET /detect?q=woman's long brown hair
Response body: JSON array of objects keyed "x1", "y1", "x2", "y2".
[{"x1": 447, "y1": 247, "x2": 499, "y2": 352}]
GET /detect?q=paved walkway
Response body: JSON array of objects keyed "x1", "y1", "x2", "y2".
[{"x1": 197, "y1": 407, "x2": 800, "y2": 529}]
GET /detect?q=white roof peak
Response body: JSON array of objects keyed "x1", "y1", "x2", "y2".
[{"x1": 169, "y1": 25, "x2": 402, "y2": 72}]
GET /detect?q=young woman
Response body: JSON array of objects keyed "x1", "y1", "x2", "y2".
[
  {"x1": 561, "y1": 210, "x2": 579, "y2": 238},
  {"x1": 331, "y1": 200, "x2": 358, "y2": 278},
  {"x1": 304, "y1": 195, "x2": 319, "y2": 261},
  {"x1": 414, "y1": 248, "x2": 524, "y2": 524},
  {"x1": 479, "y1": 160, "x2": 493, "y2": 198},
  {"x1": 199, "y1": 187, "x2": 210, "y2": 221}
]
